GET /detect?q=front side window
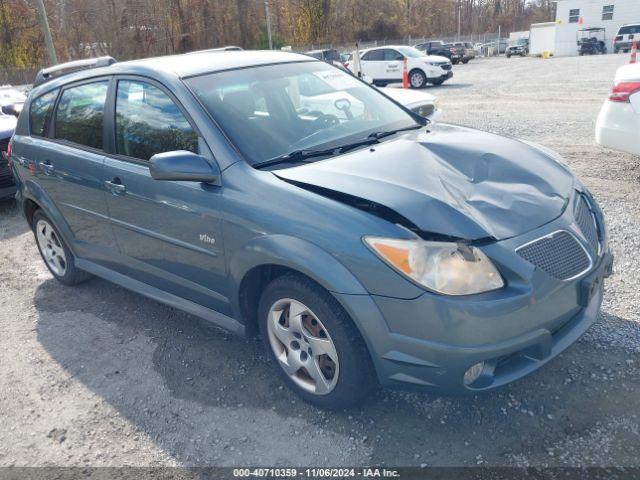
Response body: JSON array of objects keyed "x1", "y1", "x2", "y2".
[
  {"x1": 30, "y1": 89, "x2": 58, "y2": 137},
  {"x1": 115, "y1": 80, "x2": 198, "y2": 161},
  {"x1": 569, "y1": 8, "x2": 580, "y2": 23},
  {"x1": 383, "y1": 49, "x2": 404, "y2": 61},
  {"x1": 186, "y1": 61, "x2": 417, "y2": 166},
  {"x1": 54, "y1": 81, "x2": 108, "y2": 149}
]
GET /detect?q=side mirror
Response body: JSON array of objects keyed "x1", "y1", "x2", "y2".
[{"x1": 149, "y1": 150, "x2": 220, "y2": 183}]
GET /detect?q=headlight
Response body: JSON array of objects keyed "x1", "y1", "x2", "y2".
[{"x1": 364, "y1": 237, "x2": 504, "y2": 295}]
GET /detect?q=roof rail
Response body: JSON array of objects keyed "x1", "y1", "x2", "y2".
[
  {"x1": 33, "y1": 56, "x2": 117, "y2": 87},
  {"x1": 186, "y1": 46, "x2": 243, "y2": 54}
]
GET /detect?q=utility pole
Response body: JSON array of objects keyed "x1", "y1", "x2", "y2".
[
  {"x1": 264, "y1": 0, "x2": 273, "y2": 50},
  {"x1": 35, "y1": 0, "x2": 58, "y2": 65},
  {"x1": 457, "y1": 2, "x2": 461, "y2": 41}
]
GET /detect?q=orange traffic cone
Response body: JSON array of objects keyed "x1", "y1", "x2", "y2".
[
  {"x1": 631, "y1": 41, "x2": 637, "y2": 64},
  {"x1": 402, "y1": 57, "x2": 409, "y2": 89}
]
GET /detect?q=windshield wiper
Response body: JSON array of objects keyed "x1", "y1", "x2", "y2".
[
  {"x1": 254, "y1": 124, "x2": 424, "y2": 169},
  {"x1": 254, "y1": 148, "x2": 339, "y2": 169},
  {"x1": 367, "y1": 123, "x2": 424, "y2": 140}
]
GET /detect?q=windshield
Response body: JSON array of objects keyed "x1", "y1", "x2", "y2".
[
  {"x1": 396, "y1": 46, "x2": 425, "y2": 58},
  {"x1": 186, "y1": 61, "x2": 417, "y2": 166}
]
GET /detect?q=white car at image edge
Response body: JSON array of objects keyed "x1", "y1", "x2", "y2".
[
  {"x1": 379, "y1": 87, "x2": 441, "y2": 120},
  {"x1": 596, "y1": 62, "x2": 640, "y2": 156},
  {"x1": 348, "y1": 45, "x2": 453, "y2": 88}
]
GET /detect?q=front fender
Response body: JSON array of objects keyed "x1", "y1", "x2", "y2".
[{"x1": 228, "y1": 234, "x2": 368, "y2": 297}]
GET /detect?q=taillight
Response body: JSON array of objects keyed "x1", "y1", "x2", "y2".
[
  {"x1": 5, "y1": 140, "x2": 12, "y2": 168},
  {"x1": 609, "y1": 81, "x2": 640, "y2": 102},
  {"x1": 344, "y1": 62, "x2": 349, "y2": 68},
  {"x1": 615, "y1": 35, "x2": 623, "y2": 41}
]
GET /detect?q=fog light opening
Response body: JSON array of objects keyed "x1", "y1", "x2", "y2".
[{"x1": 464, "y1": 362, "x2": 485, "y2": 386}]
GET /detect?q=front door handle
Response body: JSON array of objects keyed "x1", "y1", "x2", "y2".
[
  {"x1": 39, "y1": 161, "x2": 54, "y2": 175},
  {"x1": 104, "y1": 179, "x2": 126, "y2": 194}
]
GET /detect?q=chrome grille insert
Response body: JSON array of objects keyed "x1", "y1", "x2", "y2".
[{"x1": 516, "y1": 230, "x2": 592, "y2": 281}]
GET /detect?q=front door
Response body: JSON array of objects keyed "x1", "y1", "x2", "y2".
[{"x1": 103, "y1": 78, "x2": 230, "y2": 314}]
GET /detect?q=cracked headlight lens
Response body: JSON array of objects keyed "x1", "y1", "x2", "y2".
[{"x1": 364, "y1": 237, "x2": 504, "y2": 295}]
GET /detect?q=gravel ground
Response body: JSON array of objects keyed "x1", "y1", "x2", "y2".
[{"x1": 1, "y1": 54, "x2": 639, "y2": 468}]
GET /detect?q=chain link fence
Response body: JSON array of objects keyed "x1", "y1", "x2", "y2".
[
  {"x1": 0, "y1": 68, "x2": 38, "y2": 87},
  {"x1": 291, "y1": 32, "x2": 508, "y2": 56}
]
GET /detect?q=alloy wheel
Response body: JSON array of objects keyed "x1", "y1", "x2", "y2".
[
  {"x1": 267, "y1": 298, "x2": 339, "y2": 395},
  {"x1": 410, "y1": 72, "x2": 425, "y2": 88},
  {"x1": 36, "y1": 219, "x2": 67, "y2": 276}
]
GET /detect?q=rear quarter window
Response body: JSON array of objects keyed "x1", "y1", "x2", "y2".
[{"x1": 29, "y1": 89, "x2": 59, "y2": 137}]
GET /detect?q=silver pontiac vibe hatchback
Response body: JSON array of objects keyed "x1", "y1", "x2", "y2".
[{"x1": 10, "y1": 51, "x2": 613, "y2": 409}]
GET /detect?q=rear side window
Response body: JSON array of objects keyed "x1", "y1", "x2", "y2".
[
  {"x1": 362, "y1": 50, "x2": 383, "y2": 61},
  {"x1": 115, "y1": 80, "x2": 198, "y2": 161},
  {"x1": 54, "y1": 81, "x2": 109, "y2": 149},
  {"x1": 30, "y1": 89, "x2": 58, "y2": 137}
]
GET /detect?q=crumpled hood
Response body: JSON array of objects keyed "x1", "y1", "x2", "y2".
[{"x1": 275, "y1": 124, "x2": 575, "y2": 240}]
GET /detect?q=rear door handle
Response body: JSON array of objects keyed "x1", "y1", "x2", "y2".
[
  {"x1": 104, "y1": 179, "x2": 126, "y2": 194},
  {"x1": 39, "y1": 161, "x2": 54, "y2": 175}
]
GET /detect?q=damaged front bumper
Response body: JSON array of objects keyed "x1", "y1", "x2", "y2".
[{"x1": 335, "y1": 190, "x2": 613, "y2": 393}]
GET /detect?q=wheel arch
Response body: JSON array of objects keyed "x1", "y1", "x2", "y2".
[
  {"x1": 229, "y1": 235, "x2": 369, "y2": 335},
  {"x1": 20, "y1": 180, "x2": 76, "y2": 254}
]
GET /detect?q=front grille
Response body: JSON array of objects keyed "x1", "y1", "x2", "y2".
[
  {"x1": 517, "y1": 231, "x2": 591, "y2": 280},
  {"x1": 575, "y1": 194, "x2": 600, "y2": 255}
]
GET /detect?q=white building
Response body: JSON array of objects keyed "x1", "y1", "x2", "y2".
[{"x1": 552, "y1": 0, "x2": 640, "y2": 56}]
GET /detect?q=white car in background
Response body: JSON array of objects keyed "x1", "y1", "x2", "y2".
[
  {"x1": 596, "y1": 62, "x2": 640, "y2": 156},
  {"x1": 379, "y1": 87, "x2": 441, "y2": 120},
  {"x1": 349, "y1": 45, "x2": 452, "y2": 88}
]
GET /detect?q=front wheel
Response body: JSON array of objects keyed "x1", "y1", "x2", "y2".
[
  {"x1": 258, "y1": 274, "x2": 376, "y2": 409},
  {"x1": 409, "y1": 69, "x2": 427, "y2": 88}
]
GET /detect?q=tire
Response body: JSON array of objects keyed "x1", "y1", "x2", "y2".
[
  {"x1": 258, "y1": 273, "x2": 376, "y2": 409},
  {"x1": 506, "y1": 54, "x2": 511, "y2": 58},
  {"x1": 461, "y1": 59, "x2": 469, "y2": 64},
  {"x1": 32, "y1": 210, "x2": 92, "y2": 286},
  {"x1": 408, "y1": 69, "x2": 427, "y2": 89}
]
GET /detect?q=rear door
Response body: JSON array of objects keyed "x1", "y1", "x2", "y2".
[
  {"x1": 381, "y1": 49, "x2": 404, "y2": 81},
  {"x1": 30, "y1": 79, "x2": 118, "y2": 263},
  {"x1": 102, "y1": 77, "x2": 229, "y2": 314},
  {"x1": 360, "y1": 49, "x2": 384, "y2": 80}
]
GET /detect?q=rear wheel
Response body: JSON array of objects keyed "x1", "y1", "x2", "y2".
[
  {"x1": 258, "y1": 274, "x2": 376, "y2": 409},
  {"x1": 461, "y1": 59, "x2": 469, "y2": 64},
  {"x1": 32, "y1": 210, "x2": 91, "y2": 286}
]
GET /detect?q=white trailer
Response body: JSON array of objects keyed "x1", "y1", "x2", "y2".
[
  {"x1": 509, "y1": 30, "x2": 530, "y2": 41},
  {"x1": 529, "y1": 22, "x2": 558, "y2": 56}
]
